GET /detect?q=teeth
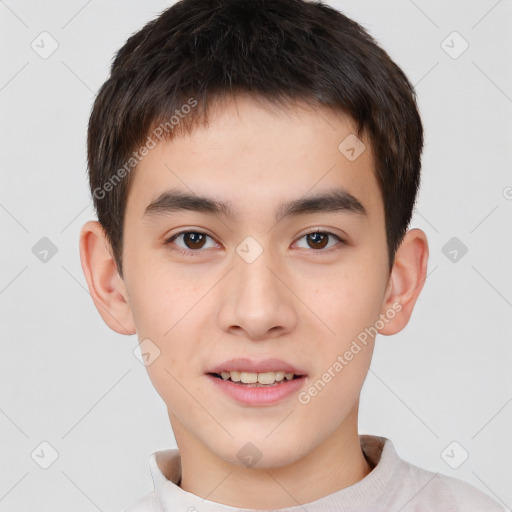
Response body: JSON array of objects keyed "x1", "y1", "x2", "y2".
[
  {"x1": 240, "y1": 371, "x2": 258, "y2": 384},
  {"x1": 218, "y1": 370, "x2": 296, "y2": 384},
  {"x1": 256, "y1": 372, "x2": 275, "y2": 384},
  {"x1": 275, "y1": 371, "x2": 286, "y2": 382}
]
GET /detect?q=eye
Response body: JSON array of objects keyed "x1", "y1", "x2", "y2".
[
  {"x1": 165, "y1": 230, "x2": 218, "y2": 255},
  {"x1": 164, "y1": 229, "x2": 345, "y2": 256},
  {"x1": 294, "y1": 230, "x2": 344, "y2": 251}
]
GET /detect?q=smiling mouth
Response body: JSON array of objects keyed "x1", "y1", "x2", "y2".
[{"x1": 208, "y1": 371, "x2": 304, "y2": 386}]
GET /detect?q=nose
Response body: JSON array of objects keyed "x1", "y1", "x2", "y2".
[{"x1": 216, "y1": 247, "x2": 298, "y2": 341}]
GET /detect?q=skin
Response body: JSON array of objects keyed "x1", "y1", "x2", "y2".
[{"x1": 80, "y1": 94, "x2": 428, "y2": 509}]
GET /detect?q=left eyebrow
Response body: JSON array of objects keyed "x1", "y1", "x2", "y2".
[
  {"x1": 274, "y1": 188, "x2": 367, "y2": 222},
  {"x1": 144, "y1": 187, "x2": 367, "y2": 222}
]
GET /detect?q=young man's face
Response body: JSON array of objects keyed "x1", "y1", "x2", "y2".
[{"x1": 102, "y1": 95, "x2": 409, "y2": 468}]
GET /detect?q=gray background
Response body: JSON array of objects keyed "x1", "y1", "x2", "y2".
[{"x1": 1, "y1": 1, "x2": 511, "y2": 511}]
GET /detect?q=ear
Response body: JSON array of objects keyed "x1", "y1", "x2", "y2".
[
  {"x1": 378, "y1": 228, "x2": 429, "y2": 335},
  {"x1": 79, "y1": 220, "x2": 136, "y2": 335}
]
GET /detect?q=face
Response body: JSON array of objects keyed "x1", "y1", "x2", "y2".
[{"x1": 121, "y1": 95, "x2": 392, "y2": 468}]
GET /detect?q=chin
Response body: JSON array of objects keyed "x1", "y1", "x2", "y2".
[{"x1": 212, "y1": 433, "x2": 310, "y2": 470}]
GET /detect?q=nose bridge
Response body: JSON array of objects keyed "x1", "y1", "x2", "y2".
[
  {"x1": 216, "y1": 239, "x2": 297, "y2": 338},
  {"x1": 234, "y1": 244, "x2": 283, "y2": 314},
  {"x1": 238, "y1": 250, "x2": 279, "y2": 302}
]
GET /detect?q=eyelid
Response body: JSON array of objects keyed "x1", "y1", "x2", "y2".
[{"x1": 295, "y1": 227, "x2": 346, "y2": 242}]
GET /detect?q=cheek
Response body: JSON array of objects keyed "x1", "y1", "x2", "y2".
[
  {"x1": 310, "y1": 263, "x2": 386, "y2": 339},
  {"x1": 128, "y1": 280, "x2": 173, "y2": 334},
  {"x1": 124, "y1": 244, "x2": 184, "y2": 332},
  {"x1": 131, "y1": 279, "x2": 200, "y2": 407},
  {"x1": 124, "y1": 254, "x2": 204, "y2": 368},
  {"x1": 130, "y1": 279, "x2": 197, "y2": 357}
]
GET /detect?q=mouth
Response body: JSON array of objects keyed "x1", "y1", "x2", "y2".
[
  {"x1": 207, "y1": 371, "x2": 305, "y2": 387},
  {"x1": 206, "y1": 357, "x2": 307, "y2": 386},
  {"x1": 206, "y1": 358, "x2": 308, "y2": 404}
]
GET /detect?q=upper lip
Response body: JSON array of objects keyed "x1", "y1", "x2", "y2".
[{"x1": 207, "y1": 358, "x2": 307, "y2": 376}]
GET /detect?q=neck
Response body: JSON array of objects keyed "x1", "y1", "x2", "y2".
[{"x1": 168, "y1": 407, "x2": 372, "y2": 509}]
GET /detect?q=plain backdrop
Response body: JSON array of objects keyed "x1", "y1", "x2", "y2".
[{"x1": 1, "y1": 1, "x2": 511, "y2": 511}]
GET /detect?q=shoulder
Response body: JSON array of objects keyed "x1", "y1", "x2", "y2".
[
  {"x1": 438, "y1": 474, "x2": 507, "y2": 511},
  {"x1": 388, "y1": 455, "x2": 506, "y2": 512},
  {"x1": 121, "y1": 491, "x2": 163, "y2": 512}
]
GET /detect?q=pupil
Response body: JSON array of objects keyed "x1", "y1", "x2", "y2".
[
  {"x1": 308, "y1": 232, "x2": 328, "y2": 249},
  {"x1": 185, "y1": 232, "x2": 205, "y2": 249}
]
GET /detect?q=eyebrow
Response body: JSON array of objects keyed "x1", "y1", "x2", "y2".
[{"x1": 144, "y1": 187, "x2": 367, "y2": 223}]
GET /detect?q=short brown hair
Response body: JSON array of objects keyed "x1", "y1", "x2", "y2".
[{"x1": 87, "y1": 0, "x2": 423, "y2": 276}]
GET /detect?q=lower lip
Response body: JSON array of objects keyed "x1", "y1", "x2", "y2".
[{"x1": 206, "y1": 374, "x2": 307, "y2": 405}]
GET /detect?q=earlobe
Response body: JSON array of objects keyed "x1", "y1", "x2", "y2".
[
  {"x1": 378, "y1": 228, "x2": 429, "y2": 335},
  {"x1": 79, "y1": 220, "x2": 136, "y2": 335}
]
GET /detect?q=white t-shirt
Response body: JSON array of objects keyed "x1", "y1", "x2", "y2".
[{"x1": 123, "y1": 435, "x2": 506, "y2": 511}]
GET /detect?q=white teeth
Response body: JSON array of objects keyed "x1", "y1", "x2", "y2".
[
  {"x1": 257, "y1": 372, "x2": 277, "y2": 385},
  {"x1": 218, "y1": 370, "x2": 297, "y2": 384},
  {"x1": 274, "y1": 371, "x2": 286, "y2": 382},
  {"x1": 240, "y1": 371, "x2": 258, "y2": 384}
]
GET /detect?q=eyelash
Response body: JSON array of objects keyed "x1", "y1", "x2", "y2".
[{"x1": 164, "y1": 229, "x2": 345, "y2": 257}]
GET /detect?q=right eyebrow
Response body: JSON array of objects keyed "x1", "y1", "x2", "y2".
[{"x1": 144, "y1": 189, "x2": 236, "y2": 219}]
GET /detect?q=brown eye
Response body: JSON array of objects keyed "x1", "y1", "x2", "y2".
[
  {"x1": 306, "y1": 232, "x2": 329, "y2": 249},
  {"x1": 295, "y1": 230, "x2": 344, "y2": 251},
  {"x1": 165, "y1": 231, "x2": 217, "y2": 255},
  {"x1": 182, "y1": 232, "x2": 206, "y2": 249}
]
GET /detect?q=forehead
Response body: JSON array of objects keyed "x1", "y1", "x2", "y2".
[{"x1": 126, "y1": 95, "x2": 383, "y2": 224}]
